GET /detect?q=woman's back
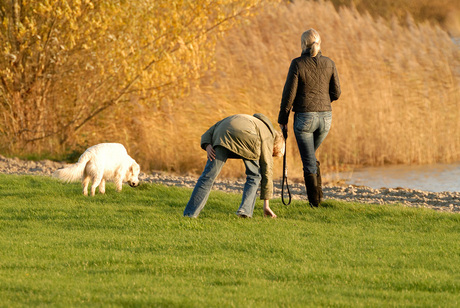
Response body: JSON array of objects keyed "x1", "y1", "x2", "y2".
[
  {"x1": 289, "y1": 51, "x2": 340, "y2": 113},
  {"x1": 278, "y1": 50, "x2": 340, "y2": 124}
]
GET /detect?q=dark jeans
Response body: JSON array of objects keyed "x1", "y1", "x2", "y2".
[
  {"x1": 183, "y1": 146, "x2": 261, "y2": 218},
  {"x1": 293, "y1": 112, "x2": 332, "y2": 175}
]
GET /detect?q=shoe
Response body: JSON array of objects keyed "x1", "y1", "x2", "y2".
[
  {"x1": 316, "y1": 160, "x2": 323, "y2": 204},
  {"x1": 305, "y1": 173, "x2": 319, "y2": 208}
]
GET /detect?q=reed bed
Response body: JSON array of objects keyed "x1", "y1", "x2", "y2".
[
  {"x1": 124, "y1": 0, "x2": 459, "y2": 180},
  {"x1": 328, "y1": 0, "x2": 460, "y2": 36}
]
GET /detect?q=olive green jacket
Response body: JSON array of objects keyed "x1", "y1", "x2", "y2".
[{"x1": 201, "y1": 113, "x2": 276, "y2": 200}]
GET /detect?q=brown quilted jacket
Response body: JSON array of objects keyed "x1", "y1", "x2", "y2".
[{"x1": 278, "y1": 50, "x2": 341, "y2": 125}]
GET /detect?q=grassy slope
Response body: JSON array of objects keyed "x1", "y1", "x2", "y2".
[{"x1": 0, "y1": 174, "x2": 459, "y2": 307}]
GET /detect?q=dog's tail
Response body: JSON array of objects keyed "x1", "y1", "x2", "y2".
[{"x1": 53, "y1": 151, "x2": 92, "y2": 183}]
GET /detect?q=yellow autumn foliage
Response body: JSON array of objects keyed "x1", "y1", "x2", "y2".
[
  {"x1": 1, "y1": 0, "x2": 459, "y2": 181},
  {"x1": 0, "y1": 0, "x2": 277, "y2": 152}
]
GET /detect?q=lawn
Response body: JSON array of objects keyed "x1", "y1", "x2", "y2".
[{"x1": 0, "y1": 174, "x2": 459, "y2": 307}]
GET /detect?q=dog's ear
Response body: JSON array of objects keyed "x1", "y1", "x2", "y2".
[
  {"x1": 133, "y1": 162, "x2": 140, "y2": 173},
  {"x1": 130, "y1": 162, "x2": 139, "y2": 174}
]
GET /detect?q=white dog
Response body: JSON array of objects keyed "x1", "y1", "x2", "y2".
[{"x1": 53, "y1": 143, "x2": 140, "y2": 196}]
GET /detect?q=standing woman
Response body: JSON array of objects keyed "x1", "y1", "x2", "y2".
[{"x1": 278, "y1": 29, "x2": 341, "y2": 207}]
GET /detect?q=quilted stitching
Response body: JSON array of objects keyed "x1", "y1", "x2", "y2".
[{"x1": 278, "y1": 51, "x2": 341, "y2": 125}]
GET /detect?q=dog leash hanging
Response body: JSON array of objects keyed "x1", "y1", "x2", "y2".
[{"x1": 281, "y1": 127, "x2": 292, "y2": 206}]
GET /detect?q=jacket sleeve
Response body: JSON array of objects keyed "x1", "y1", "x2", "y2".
[
  {"x1": 329, "y1": 63, "x2": 341, "y2": 102},
  {"x1": 259, "y1": 138, "x2": 274, "y2": 200},
  {"x1": 200, "y1": 122, "x2": 218, "y2": 150},
  {"x1": 278, "y1": 60, "x2": 299, "y2": 125}
]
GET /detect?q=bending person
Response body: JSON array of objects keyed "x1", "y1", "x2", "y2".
[
  {"x1": 184, "y1": 113, "x2": 284, "y2": 218},
  {"x1": 278, "y1": 29, "x2": 341, "y2": 207}
]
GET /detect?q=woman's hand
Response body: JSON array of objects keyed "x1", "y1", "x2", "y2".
[
  {"x1": 206, "y1": 144, "x2": 216, "y2": 161},
  {"x1": 263, "y1": 199, "x2": 277, "y2": 218},
  {"x1": 279, "y1": 124, "x2": 288, "y2": 139}
]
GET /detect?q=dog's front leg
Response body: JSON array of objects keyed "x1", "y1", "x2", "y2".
[
  {"x1": 99, "y1": 179, "x2": 106, "y2": 194},
  {"x1": 115, "y1": 177, "x2": 123, "y2": 192}
]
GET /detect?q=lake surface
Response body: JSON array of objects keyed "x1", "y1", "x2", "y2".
[
  {"x1": 341, "y1": 39, "x2": 460, "y2": 193},
  {"x1": 340, "y1": 163, "x2": 460, "y2": 192},
  {"x1": 453, "y1": 37, "x2": 460, "y2": 46}
]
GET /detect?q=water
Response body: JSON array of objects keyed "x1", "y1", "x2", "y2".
[
  {"x1": 340, "y1": 163, "x2": 460, "y2": 192},
  {"x1": 340, "y1": 39, "x2": 460, "y2": 193},
  {"x1": 453, "y1": 37, "x2": 460, "y2": 46}
]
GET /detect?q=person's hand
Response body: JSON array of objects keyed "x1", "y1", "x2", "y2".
[
  {"x1": 279, "y1": 124, "x2": 288, "y2": 139},
  {"x1": 206, "y1": 144, "x2": 216, "y2": 161},
  {"x1": 263, "y1": 199, "x2": 277, "y2": 218}
]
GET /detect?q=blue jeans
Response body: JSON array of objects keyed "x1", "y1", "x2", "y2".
[
  {"x1": 294, "y1": 112, "x2": 332, "y2": 175},
  {"x1": 183, "y1": 146, "x2": 261, "y2": 218}
]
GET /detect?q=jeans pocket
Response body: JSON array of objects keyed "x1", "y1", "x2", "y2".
[
  {"x1": 324, "y1": 116, "x2": 332, "y2": 132},
  {"x1": 295, "y1": 114, "x2": 315, "y2": 133}
]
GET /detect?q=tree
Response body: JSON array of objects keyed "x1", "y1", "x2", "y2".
[{"x1": 0, "y1": 0, "x2": 276, "y2": 153}]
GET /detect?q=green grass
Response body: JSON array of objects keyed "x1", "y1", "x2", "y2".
[{"x1": 0, "y1": 174, "x2": 459, "y2": 307}]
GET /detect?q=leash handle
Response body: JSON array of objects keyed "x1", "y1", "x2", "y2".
[{"x1": 281, "y1": 127, "x2": 292, "y2": 205}]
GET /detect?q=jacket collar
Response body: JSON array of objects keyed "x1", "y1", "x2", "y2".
[
  {"x1": 253, "y1": 113, "x2": 275, "y2": 137},
  {"x1": 301, "y1": 49, "x2": 322, "y2": 57}
]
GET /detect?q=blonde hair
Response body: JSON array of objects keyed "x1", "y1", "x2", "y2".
[
  {"x1": 273, "y1": 131, "x2": 285, "y2": 157},
  {"x1": 301, "y1": 29, "x2": 321, "y2": 57}
]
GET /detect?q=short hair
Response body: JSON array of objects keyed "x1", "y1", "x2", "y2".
[
  {"x1": 273, "y1": 131, "x2": 285, "y2": 157},
  {"x1": 301, "y1": 29, "x2": 321, "y2": 57}
]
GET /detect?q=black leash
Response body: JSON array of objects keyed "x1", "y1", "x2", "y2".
[{"x1": 281, "y1": 127, "x2": 292, "y2": 205}]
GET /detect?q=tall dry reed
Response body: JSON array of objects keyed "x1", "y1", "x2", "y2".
[
  {"x1": 327, "y1": 0, "x2": 460, "y2": 36},
  {"x1": 103, "y1": 1, "x2": 460, "y2": 180}
]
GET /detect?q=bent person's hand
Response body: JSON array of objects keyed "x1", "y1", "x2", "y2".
[
  {"x1": 206, "y1": 144, "x2": 216, "y2": 161},
  {"x1": 263, "y1": 200, "x2": 277, "y2": 218}
]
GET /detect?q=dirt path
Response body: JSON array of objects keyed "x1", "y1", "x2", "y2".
[{"x1": 1, "y1": 155, "x2": 459, "y2": 213}]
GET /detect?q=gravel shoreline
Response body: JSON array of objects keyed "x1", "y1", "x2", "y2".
[{"x1": 1, "y1": 155, "x2": 459, "y2": 213}]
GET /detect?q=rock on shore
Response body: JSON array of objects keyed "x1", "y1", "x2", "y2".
[{"x1": 1, "y1": 155, "x2": 458, "y2": 213}]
